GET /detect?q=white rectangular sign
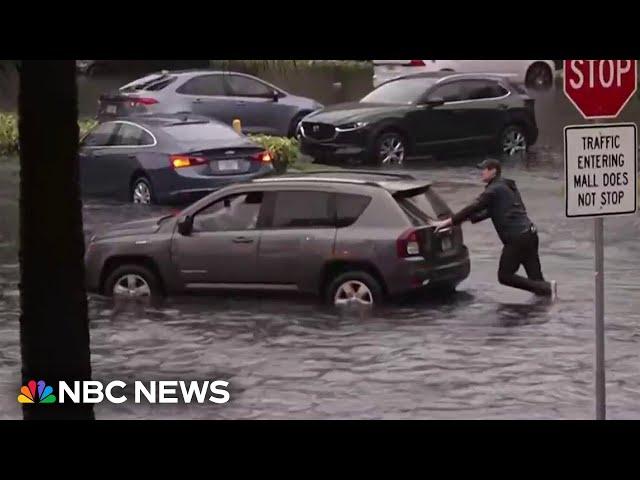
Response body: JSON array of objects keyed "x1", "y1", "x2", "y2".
[{"x1": 564, "y1": 123, "x2": 637, "y2": 218}]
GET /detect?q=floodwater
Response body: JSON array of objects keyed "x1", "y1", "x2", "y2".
[{"x1": 1, "y1": 87, "x2": 640, "y2": 419}]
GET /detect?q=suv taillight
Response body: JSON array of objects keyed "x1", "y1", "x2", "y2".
[
  {"x1": 170, "y1": 155, "x2": 207, "y2": 169},
  {"x1": 408, "y1": 60, "x2": 426, "y2": 67},
  {"x1": 397, "y1": 228, "x2": 421, "y2": 258}
]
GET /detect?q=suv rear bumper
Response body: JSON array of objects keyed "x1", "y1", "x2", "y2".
[{"x1": 387, "y1": 247, "x2": 470, "y2": 296}]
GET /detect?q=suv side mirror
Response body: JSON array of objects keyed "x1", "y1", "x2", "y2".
[
  {"x1": 177, "y1": 215, "x2": 193, "y2": 236},
  {"x1": 423, "y1": 97, "x2": 445, "y2": 107},
  {"x1": 272, "y1": 90, "x2": 280, "y2": 102}
]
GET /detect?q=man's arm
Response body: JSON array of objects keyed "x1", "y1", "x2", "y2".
[
  {"x1": 468, "y1": 208, "x2": 490, "y2": 224},
  {"x1": 450, "y1": 189, "x2": 494, "y2": 226}
]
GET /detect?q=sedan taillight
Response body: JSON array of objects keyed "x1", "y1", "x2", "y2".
[
  {"x1": 251, "y1": 150, "x2": 273, "y2": 163},
  {"x1": 170, "y1": 155, "x2": 207, "y2": 169},
  {"x1": 129, "y1": 97, "x2": 158, "y2": 106}
]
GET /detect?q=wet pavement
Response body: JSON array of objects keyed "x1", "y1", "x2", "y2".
[{"x1": 1, "y1": 88, "x2": 640, "y2": 419}]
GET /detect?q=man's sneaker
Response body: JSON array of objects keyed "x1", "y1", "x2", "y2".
[{"x1": 550, "y1": 280, "x2": 558, "y2": 301}]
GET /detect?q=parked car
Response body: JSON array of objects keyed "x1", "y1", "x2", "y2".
[
  {"x1": 373, "y1": 60, "x2": 556, "y2": 91},
  {"x1": 79, "y1": 114, "x2": 274, "y2": 205},
  {"x1": 84, "y1": 171, "x2": 471, "y2": 306},
  {"x1": 299, "y1": 72, "x2": 538, "y2": 166},
  {"x1": 96, "y1": 70, "x2": 323, "y2": 137}
]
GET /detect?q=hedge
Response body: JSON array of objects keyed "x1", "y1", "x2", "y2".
[
  {"x1": 0, "y1": 113, "x2": 97, "y2": 155},
  {"x1": 248, "y1": 134, "x2": 301, "y2": 173},
  {"x1": 208, "y1": 60, "x2": 372, "y2": 74}
]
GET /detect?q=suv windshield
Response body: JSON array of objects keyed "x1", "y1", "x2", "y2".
[{"x1": 361, "y1": 78, "x2": 438, "y2": 104}]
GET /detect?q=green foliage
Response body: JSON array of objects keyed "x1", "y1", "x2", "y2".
[
  {"x1": 209, "y1": 60, "x2": 372, "y2": 75},
  {"x1": 0, "y1": 113, "x2": 97, "y2": 155},
  {"x1": 248, "y1": 134, "x2": 300, "y2": 173},
  {"x1": 0, "y1": 113, "x2": 18, "y2": 156}
]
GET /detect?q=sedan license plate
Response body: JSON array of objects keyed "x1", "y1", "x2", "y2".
[
  {"x1": 441, "y1": 237, "x2": 453, "y2": 251},
  {"x1": 105, "y1": 104, "x2": 117, "y2": 114},
  {"x1": 217, "y1": 160, "x2": 238, "y2": 171}
]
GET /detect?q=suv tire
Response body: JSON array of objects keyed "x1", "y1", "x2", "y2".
[{"x1": 326, "y1": 270, "x2": 384, "y2": 307}]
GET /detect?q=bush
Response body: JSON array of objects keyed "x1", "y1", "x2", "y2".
[
  {"x1": 0, "y1": 113, "x2": 18, "y2": 156},
  {"x1": 209, "y1": 60, "x2": 372, "y2": 75},
  {"x1": 248, "y1": 134, "x2": 300, "y2": 173},
  {"x1": 0, "y1": 113, "x2": 97, "y2": 155}
]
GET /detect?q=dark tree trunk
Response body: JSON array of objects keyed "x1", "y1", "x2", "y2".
[{"x1": 19, "y1": 60, "x2": 94, "y2": 420}]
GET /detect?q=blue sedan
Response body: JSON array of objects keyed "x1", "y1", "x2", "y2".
[{"x1": 79, "y1": 114, "x2": 274, "y2": 205}]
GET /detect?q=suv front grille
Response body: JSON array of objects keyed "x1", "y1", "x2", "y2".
[{"x1": 301, "y1": 122, "x2": 336, "y2": 141}]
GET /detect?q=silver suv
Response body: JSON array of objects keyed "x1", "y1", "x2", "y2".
[{"x1": 85, "y1": 171, "x2": 470, "y2": 306}]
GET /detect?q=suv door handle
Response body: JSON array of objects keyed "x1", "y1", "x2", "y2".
[
  {"x1": 232, "y1": 236, "x2": 254, "y2": 244},
  {"x1": 193, "y1": 98, "x2": 204, "y2": 103},
  {"x1": 236, "y1": 101, "x2": 246, "y2": 106}
]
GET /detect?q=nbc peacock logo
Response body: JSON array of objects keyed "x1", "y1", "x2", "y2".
[{"x1": 18, "y1": 380, "x2": 57, "y2": 404}]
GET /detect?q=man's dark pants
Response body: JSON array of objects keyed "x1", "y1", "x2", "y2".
[{"x1": 498, "y1": 228, "x2": 551, "y2": 296}]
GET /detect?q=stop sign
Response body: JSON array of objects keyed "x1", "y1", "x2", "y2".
[{"x1": 564, "y1": 60, "x2": 637, "y2": 119}]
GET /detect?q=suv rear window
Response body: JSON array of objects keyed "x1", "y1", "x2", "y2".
[
  {"x1": 336, "y1": 193, "x2": 371, "y2": 227},
  {"x1": 396, "y1": 188, "x2": 451, "y2": 225}
]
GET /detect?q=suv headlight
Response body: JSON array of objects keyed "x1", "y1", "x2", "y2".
[{"x1": 336, "y1": 122, "x2": 368, "y2": 132}]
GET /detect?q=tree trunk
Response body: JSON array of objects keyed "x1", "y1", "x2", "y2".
[{"x1": 19, "y1": 60, "x2": 94, "y2": 420}]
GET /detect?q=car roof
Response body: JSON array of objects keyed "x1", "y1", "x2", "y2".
[
  {"x1": 278, "y1": 169, "x2": 416, "y2": 181},
  {"x1": 252, "y1": 171, "x2": 431, "y2": 194},
  {"x1": 104, "y1": 113, "x2": 224, "y2": 128},
  {"x1": 381, "y1": 71, "x2": 519, "y2": 85},
  {"x1": 134, "y1": 69, "x2": 272, "y2": 80}
]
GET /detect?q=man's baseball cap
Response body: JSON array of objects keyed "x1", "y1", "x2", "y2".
[{"x1": 477, "y1": 158, "x2": 502, "y2": 171}]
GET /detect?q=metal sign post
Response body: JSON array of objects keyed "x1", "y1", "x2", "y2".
[
  {"x1": 594, "y1": 215, "x2": 605, "y2": 419},
  {"x1": 591, "y1": 118, "x2": 605, "y2": 422}
]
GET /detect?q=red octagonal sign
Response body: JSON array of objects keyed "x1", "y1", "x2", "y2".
[{"x1": 564, "y1": 60, "x2": 637, "y2": 119}]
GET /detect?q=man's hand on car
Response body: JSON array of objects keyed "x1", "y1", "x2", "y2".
[{"x1": 431, "y1": 217, "x2": 453, "y2": 232}]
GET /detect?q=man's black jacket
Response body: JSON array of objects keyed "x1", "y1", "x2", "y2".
[{"x1": 451, "y1": 176, "x2": 533, "y2": 244}]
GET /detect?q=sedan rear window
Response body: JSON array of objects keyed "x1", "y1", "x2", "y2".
[
  {"x1": 162, "y1": 122, "x2": 241, "y2": 143},
  {"x1": 361, "y1": 78, "x2": 438, "y2": 104},
  {"x1": 120, "y1": 74, "x2": 177, "y2": 92}
]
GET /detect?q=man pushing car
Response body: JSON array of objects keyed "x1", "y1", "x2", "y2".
[{"x1": 432, "y1": 159, "x2": 557, "y2": 299}]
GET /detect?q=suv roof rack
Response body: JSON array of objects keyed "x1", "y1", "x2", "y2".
[
  {"x1": 290, "y1": 169, "x2": 416, "y2": 179},
  {"x1": 252, "y1": 176, "x2": 432, "y2": 193},
  {"x1": 252, "y1": 176, "x2": 379, "y2": 186}
]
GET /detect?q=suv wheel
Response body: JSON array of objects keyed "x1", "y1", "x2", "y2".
[
  {"x1": 499, "y1": 125, "x2": 528, "y2": 156},
  {"x1": 326, "y1": 271, "x2": 383, "y2": 307},
  {"x1": 104, "y1": 264, "x2": 162, "y2": 299},
  {"x1": 374, "y1": 132, "x2": 406, "y2": 167}
]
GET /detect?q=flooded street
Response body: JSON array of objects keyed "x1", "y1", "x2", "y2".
[{"x1": 1, "y1": 88, "x2": 640, "y2": 419}]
